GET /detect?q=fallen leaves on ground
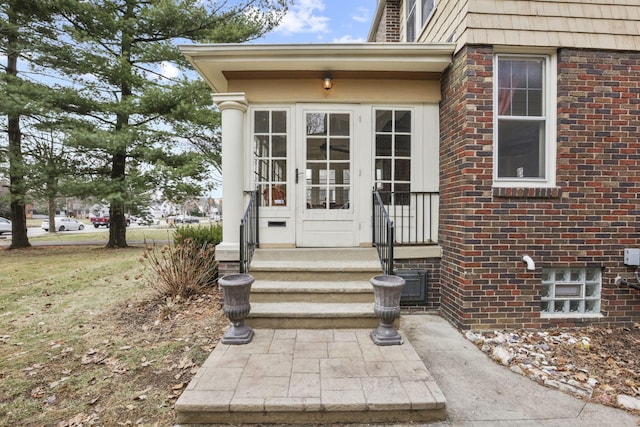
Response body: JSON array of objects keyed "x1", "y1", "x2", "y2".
[
  {"x1": 467, "y1": 323, "x2": 640, "y2": 414},
  {"x1": 5, "y1": 292, "x2": 226, "y2": 426}
]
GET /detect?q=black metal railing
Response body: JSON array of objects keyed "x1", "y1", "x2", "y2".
[
  {"x1": 239, "y1": 190, "x2": 259, "y2": 274},
  {"x1": 375, "y1": 191, "x2": 438, "y2": 245},
  {"x1": 373, "y1": 191, "x2": 395, "y2": 275},
  {"x1": 373, "y1": 191, "x2": 439, "y2": 274}
]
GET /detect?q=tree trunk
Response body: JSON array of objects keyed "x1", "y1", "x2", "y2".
[
  {"x1": 106, "y1": 151, "x2": 128, "y2": 248},
  {"x1": 7, "y1": 3, "x2": 31, "y2": 249},
  {"x1": 106, "y1": 0, "x2": 133, "y2": 249},
  {"x1": 48, "y1": 197, "x2": 57, "y2": 234}
]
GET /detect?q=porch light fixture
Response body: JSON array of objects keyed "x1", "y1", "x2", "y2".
[{"x1": 323, "y1": 75, "x2": 333, "y2": 91}]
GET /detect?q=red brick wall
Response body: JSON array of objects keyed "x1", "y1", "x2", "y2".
[{"x1": 439, "y1": 46, "x2": 640, "y2": 330}]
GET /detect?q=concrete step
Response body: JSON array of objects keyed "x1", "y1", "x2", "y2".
[
  {"x1": 246, "y1": 302, "x2": 380, "y2": 329},
  {"x1": 250, "y1": 280, "x2": 374, "y2": 303}
]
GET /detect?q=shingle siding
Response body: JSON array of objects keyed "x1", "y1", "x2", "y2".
[{"x1": 421, "y1": 0, "x2": 640, "y2": 52}]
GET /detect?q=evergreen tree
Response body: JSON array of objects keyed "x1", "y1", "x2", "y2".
[
  {"x1": 0, "y1": 0, "x2": 58, "y2": 248},
  {"x1": 46, "y1": 0, "x2": 290, "y2": 248}
]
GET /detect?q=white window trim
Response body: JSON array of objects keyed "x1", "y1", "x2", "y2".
[
  {"x1": 492, "y1": 53, "x2": 557, "y2": 189},
  {"x1": 405, "y1": 0, "x2": 437, "y2": 42}
]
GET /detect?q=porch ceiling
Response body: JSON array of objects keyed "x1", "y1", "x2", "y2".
[{"x1": 179, "y1": 43, "x2": 455, "y2": 93}]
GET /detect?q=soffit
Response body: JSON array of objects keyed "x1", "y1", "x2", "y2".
[{"x1": 179, "y1": 43, "x2": 455, "y2": 92}]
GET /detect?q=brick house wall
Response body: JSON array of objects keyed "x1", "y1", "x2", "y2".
[
  {"x1": 373, "y1": 0, "x2": 401, "y2": 43},
  {"x1": 439, "y1": 45, "x2": 640, "y2": 330}
]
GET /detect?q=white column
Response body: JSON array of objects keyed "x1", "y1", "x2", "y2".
[{"x1": 212, "y1": 93, "x2": 248, "y2": 261}]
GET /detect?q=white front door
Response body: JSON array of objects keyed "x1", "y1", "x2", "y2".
[{"x1": 295, "y1": 106, "x2": 358, "y2": 247}]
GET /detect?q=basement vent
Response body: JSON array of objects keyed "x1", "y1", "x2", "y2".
[
  {"x1": 396, "y1": 269, "x2": 428, "y2": 305},
  {"x1": 268, "y1": 221, "x2": 286, "y2": 227}
]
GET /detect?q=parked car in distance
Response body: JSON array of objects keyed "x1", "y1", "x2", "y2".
[
  {"x1": 41, "y1": 217, "x2": 85, "y2": 232},
  {"x1": 0, "y1": 217, "x2": 11, "y2": 234},
  {"x1": 174, "y1": 215, "x2": 200, "y2": 224},
  {"x1": 137, "y1": 215, "x2": 160, "y2": 226},
  {"x1": 90, "y1": 215, "x2": 131, "y2": 228}
]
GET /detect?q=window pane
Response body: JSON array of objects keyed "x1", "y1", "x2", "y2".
[
  {"x1": 376, "y1": 135, "x2": 392, "y2": 156},
  {"x1": 376, "y1": 110, "x2": 393, "y2": 132},
  {"x1": 395, "y1": 110, "x2": 412, "y2": 133},
  {"x1": 421, "y1": 0, "x2": 434, "y2": 25},
  {"x1": 555, "y1": 284, "x2": 581, "y2": 297},
  {"x1": 330, "y1": 114, "x2": 350, "y2": 136},
  {"x1": 307, "y1": 113, "x2": 327, "y2": 135},
  {"x1": 395, "y1": 135, "x2": 411, "y2": 157},
  {"x1": 254, "y1": 135, "x2": 269, "y2": 157},
  {"x1": 497, "y1": 120, "x2": 545, "y2": 178},
  {"x1": 498, "y1": 58, "x2": 544, "y2": 117},
  {"x1": 272, "y1": 111, "x2": 286, "y2": 133},
  {"x1": 271, "y1": 160, "x2": 286, "y2": 182},
  {"x1": 272, "y1": 135, "x2": 287, "y2": 157},
  {"x1": 395, "y1": 159, "x2": 411, "y2": 181},
  {"x1": 254, "y1": 111, "x2": 269, "y2": 133},
  {"x1": 376, "y1": 159, "x2": 392, "y2": 181},
  {"x1": 329, "y1": 138, "x2": 349, "y2": 161},
  {"x1": 307, "y1": 138, "x2": 326, "y2": 160},
  {"x1": 254, "y1": 159, "x2": 268, "y2": 182}
]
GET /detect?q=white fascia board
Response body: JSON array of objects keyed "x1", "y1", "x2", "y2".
[{"x1": 179, "y1": 43, "x2": 455, "y2": 93}]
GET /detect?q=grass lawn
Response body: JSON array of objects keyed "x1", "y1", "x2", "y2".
[{"x1": 0, "y1": 244, "x2": 225, "y2": 426}]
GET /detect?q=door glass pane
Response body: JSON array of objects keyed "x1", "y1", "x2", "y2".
[
  {"x1": 329, "y1": 138, "x2": 349, "y2": 160},
  {"x1": 306, "y1": 138, "x2": 326, "y2": 160},
  {"x1": 307, "y1": 113, "x2": 327, "y2": 135},
  {"x1": 305, "y1": 112, "x2": 350, "y2": 211},
  {"x1": 330, "y1": 113, "x2": 350, "y2": 136},
  {"x1": 376, "y1": 110, "x2": 393, "y2": 132}
]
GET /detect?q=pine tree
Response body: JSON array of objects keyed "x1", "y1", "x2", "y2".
[
  {"x1": 0, "y1": 0, "x2": 60, "y2": 249},
  {"x1": 44, "y1": 0, "x2": 290, "y2": 248}
]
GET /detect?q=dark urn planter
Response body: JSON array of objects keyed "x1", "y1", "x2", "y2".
[
  {"x1": 219, "y1": 274, "x2": 254, "y2": 345},
  {"x1": 370, "y1": 275, "x2": 406, "y2": 346}
]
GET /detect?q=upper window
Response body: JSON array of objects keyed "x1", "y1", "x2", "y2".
[
  {"x1": 494, "y1": 54, "x2": 554, "y2": 186},
  {"x1": 406, "y1": 0, "x2": 435, "y2": 42},
  {"x1": 253, "y1": 110, "x2": 287, "y2": 207}
]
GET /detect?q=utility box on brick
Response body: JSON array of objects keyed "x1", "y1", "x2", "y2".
[{"x1": 624, "y1": 248, "x2": 640, "y2": 266}]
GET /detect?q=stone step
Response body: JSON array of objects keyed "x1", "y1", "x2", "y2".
[
  {"x1": 246, "y1": 302, "x2": 380, "y2": 329},
  {"x1": 175, "y1": 328, "x2": 447, "y2": 425},
  {"x1": 250, "y1": 280, "x2": 374, "y2": 303},
  {"x1": 249, "y1": 268, "x2": 381, "y2": 282},
  {"x1": 251, "y1": 247, "x2": 380, "y2": 262}
]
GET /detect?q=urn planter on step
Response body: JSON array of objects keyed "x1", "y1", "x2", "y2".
[
  {"x1": 370, "y1": 275, "x2": 405, "y2": 346},
  {"x1": 219, "y1": 274, "x2": 254, "y2": 345}
]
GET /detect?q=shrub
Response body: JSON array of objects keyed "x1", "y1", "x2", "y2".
[
  {"x1": 174, "y1": 223, "x2": 222, "y2": 247},
  {"x1": 141, "y1": 238, "x2": 218, "y2": 300}
]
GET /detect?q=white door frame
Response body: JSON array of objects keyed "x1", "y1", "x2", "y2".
[{"x1": 295, "y1": 104, "x2": 362, "y2": 247}]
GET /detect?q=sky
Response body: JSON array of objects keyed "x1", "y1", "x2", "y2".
[{"x1": 255, "y1": 0, "x2": 377, "y2": 44}]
